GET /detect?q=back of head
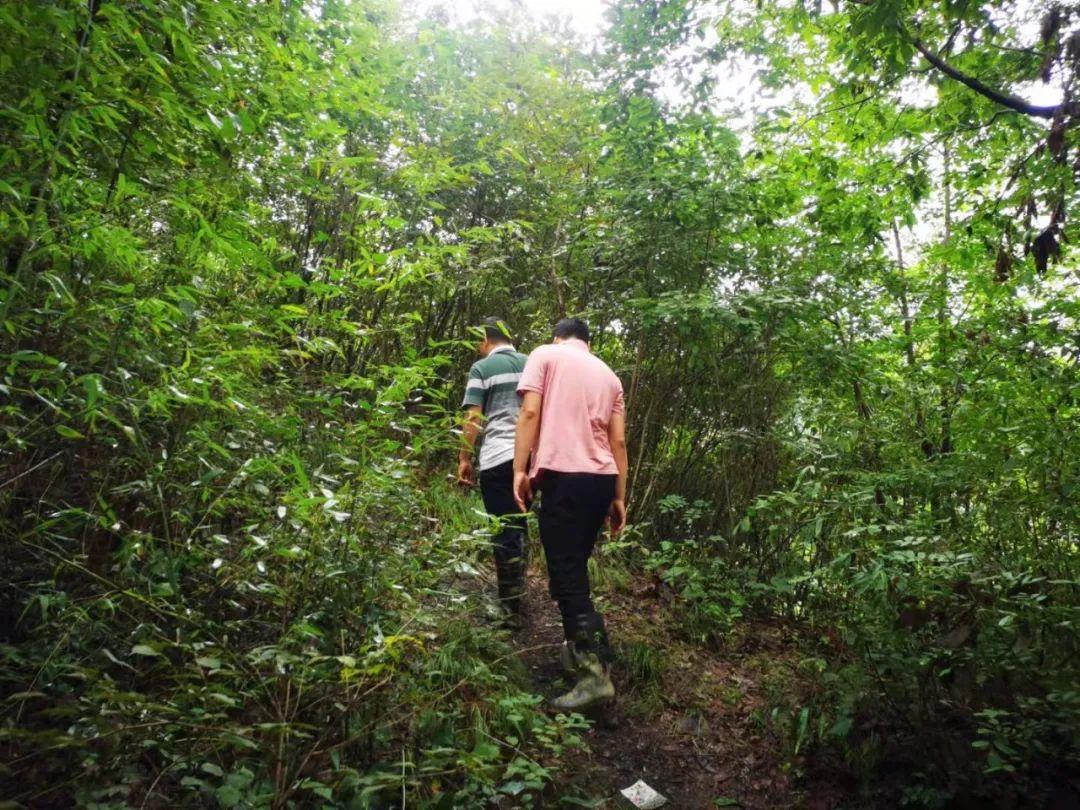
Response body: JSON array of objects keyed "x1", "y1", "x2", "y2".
[
  {"x1": 552, "y1": 317, "x2": 590, "y2": 344},
  {"x1": 481, "y1": 316, "x2": 513, "y2": 345}
]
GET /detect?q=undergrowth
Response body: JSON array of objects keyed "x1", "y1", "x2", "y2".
[{"x1": 2, "y1": 457, "x2": 586, "y2": 808}]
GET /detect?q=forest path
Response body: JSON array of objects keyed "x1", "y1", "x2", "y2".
[{"x1": 510, "y1": 564, "x2": 825, "y2": 809}]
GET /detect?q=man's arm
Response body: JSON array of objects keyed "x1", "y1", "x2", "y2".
[
  {"x1": 607, "y1": 410, "x2": 628, "y2": 533},
  {"x1": 457, "y1": 405, "x2": 482, "y2": 486},
  {"x1": 512, "y1": 391, "x2": 541, "y2": 511}
]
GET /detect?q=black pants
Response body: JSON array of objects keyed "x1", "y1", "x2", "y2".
[
  {"x1": 478, "y1": 460, "x2": 527, "y2": 564},
  {"x1": 538, "y1": 471, "x2": 616, "y2": 638}
]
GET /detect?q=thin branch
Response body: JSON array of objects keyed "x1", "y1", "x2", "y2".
[{"x1": 1, "y1": 451, "x2": 63, "y2": 489}]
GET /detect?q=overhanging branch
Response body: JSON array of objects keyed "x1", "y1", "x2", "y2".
[{"x1": 910, "y1": 37, "x2": 1059, "y2": 119}]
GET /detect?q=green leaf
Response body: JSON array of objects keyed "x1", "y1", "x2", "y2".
[
  {"x1": 471, "y1": 740, "x2": 500, "y2": 761},
  {"x1": 201, "y1": 762, "x2": 224, "y2": 777},
  {"x1": 215, "y1": 784, "x2": 243, "y2": 807}
]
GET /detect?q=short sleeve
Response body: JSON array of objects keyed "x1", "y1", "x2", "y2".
[
  {"x1": 517, "y1": 349, "x2": 547, "y2": 396},
  {"x1": 461, "y1": 363, "x2": 486, "y2": 409},
  {"x1": 611, "y1": 378, "x2": 625, "y2": 416}
]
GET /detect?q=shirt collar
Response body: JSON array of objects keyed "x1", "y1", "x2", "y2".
[
  {"x1": 559, "y1": 338, "x2": 590, "y2": 352},
  {"x1": 489, "y1": 344, "x2": 516, "y2": 355}
]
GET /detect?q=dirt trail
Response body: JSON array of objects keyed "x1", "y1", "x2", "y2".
[{"x1": 513, "y1": 568, "x2": 818, "y2": 809}]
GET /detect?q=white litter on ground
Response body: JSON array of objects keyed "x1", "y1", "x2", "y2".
[{"x1": 620, "y1": 779, "x2": 667, "y2": 809}]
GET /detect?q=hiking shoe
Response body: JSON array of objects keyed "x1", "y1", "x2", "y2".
[
  {"x1": 550, "y1": 649, "x2": 614, "y2": 712},
  {"x1": 551, "y1": 612, "x2": 615, "y2": 712}
]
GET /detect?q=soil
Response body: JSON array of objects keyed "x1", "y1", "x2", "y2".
[{"x1": 512, "y1": 566, "x2": 833, "y2": 810}]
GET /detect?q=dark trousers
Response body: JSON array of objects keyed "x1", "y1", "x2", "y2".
[
  {"x1": 478, "y1": 460, "x2": 527, "y2": 564},
  {"x1": 538, "y1": 471, "x2": 616, "y2": 639}
]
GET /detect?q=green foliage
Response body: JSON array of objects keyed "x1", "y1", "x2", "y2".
[
  {"x1": 0, "y1": 1, "x2": 593, "y2": 804},
  {"x1": 623, "y1": 640, "x2": 663, "y2": 686},
  {"x1": 2, "y1": 0, "x2": 1078, "y2": 806}
]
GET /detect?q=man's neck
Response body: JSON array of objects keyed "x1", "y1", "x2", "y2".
[
  {"x1": 558, "y1": 338, "x2": 589, "y2": 351},
  {"x1": 489, "y1": 344, "x2": 515, "y2": 355}
]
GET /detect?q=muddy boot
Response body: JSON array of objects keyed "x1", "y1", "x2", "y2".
[
  {"x1": 495, "y1": 556, "x2": 526, "y2": 628},
  {"x1": 551, "y1": 613, "x2": 615, "y2": 712},
  {"x1": 559, "y1": 641, "x2": 576, "y2": 674}
]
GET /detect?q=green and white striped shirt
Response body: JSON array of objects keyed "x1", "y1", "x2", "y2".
[{"x1": 461, "y1": 345, "x2": 528, "y2": 471}]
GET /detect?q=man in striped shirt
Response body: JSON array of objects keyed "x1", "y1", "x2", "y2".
[{"x1": 458, "y1": 317, "x2": 530, "y2": 623}]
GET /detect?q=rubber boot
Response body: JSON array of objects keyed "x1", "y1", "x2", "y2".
[
  {"x1": 551, "y1": 613, "x2": 614, "y2": 712},
  {"x1": 559, "y1": 641, "x2": 576, "y2": 674},
  {"x1": 495, "y1": 555, "x2": 526, "y2": 628}
]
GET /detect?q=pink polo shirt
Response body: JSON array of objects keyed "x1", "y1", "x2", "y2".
[{"x1": 517, "y1": 338, "x2": 624, "y2": 478}]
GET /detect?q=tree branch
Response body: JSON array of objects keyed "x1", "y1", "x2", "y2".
[{"x1": 910, "y1": 36, "x2": 1059, "y2": 119}]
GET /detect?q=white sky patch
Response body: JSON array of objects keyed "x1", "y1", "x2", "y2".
[
  {"x1": 407, "y1": 0, "x2": 1066, "y2": 116},
  {"x1": 1014, "y1": 78, "x2": 1067, "y2": 108},
  {"x1": 408, "y1": 0, "x2": 610, "y2": 36}
]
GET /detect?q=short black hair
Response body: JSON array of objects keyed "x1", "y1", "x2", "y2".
[
  {"x1": 481, "y1": 316, "x2": 512, "y2": 344},
  {"x1": 552, "y1": 317, "x2": 590, "y2": 343}
]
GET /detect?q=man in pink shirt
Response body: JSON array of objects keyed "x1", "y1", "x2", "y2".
[{"x1": 513, "y1": 317, "x2": 628, "y2": 711}]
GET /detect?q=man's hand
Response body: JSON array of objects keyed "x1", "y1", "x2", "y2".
[
  {"x1": 513, "y1": 471, "x2": 532, "y2": 512},
  {"x1": 512, "y1": 392, "x2": 540, "y2": 512},
  {"x1": 607, "y1": 498, "x2": 626, "y2": 535},
  {"x1": 606, "y1": 410, "x2": 628, "y2": 536},
  {"x1": 457, "y1": 458, "x2": 476, "y2": 488},
  {"x1": 457, "y1": 405, "x2": 481, "y2": 487}
]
